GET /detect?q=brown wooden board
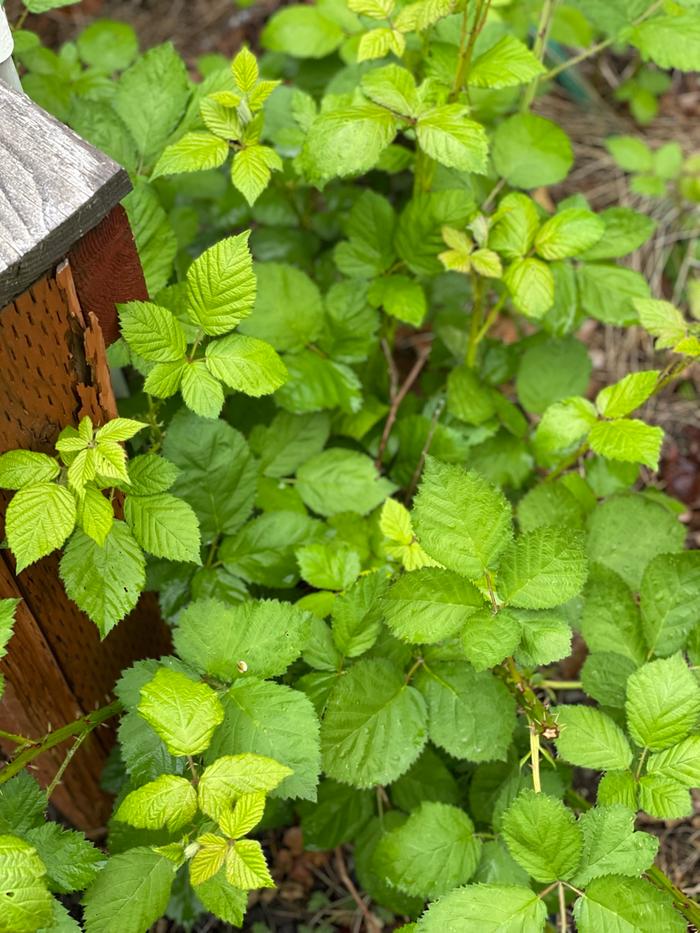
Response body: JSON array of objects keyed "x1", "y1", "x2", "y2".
[{"x1": 0, "y1": 79, "x2": 130, "y2": 309}]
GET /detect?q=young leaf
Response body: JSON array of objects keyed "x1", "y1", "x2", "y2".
[
  {"x1": 625, "y1": 654, "x2": 700, "y2": 751},
  {"x1": 0, "y1": 835, "x2": 53, "y2": 932},
  {"x1": 152, "y1": 131, "x2": 228, "y2": 179},
  {"x1": 138, "y1": 668, "x2": 225, "y2": 756},
  {"x1": 118, "y1": 301, "x2": 187, "y2": 362},
  {"x1": 535, "y1": 209, "x2": 605, "y2": 260},
  {"x1": 320, "y1": 659, "x2": 427, "y2": 788},
  {"x1": 77, "y1": 487, "x2": 114, "y2": 546},
  {"x1": 498, "y1": 527, "x2": 587, "y2": 610},
  {"x1": 382, "y1": 568, "x2": 484, "y2": 644},
  {"x1": 219, "y1": 792, "x2": 266, "y2": 839},
  {"x1": 595, "y1": 370, "x2": 659, "y2": 419},
  {"x1": 503, "y1": 258, "x2": 554, "y2": 318},
  {"x1": 205, "y1": 334, "x2": 287, "y2": 396},
  {"x1": 189, "y1": 834, "x2": 227, "y2": 886},
  {"x1": 0, "y1": 451, "x2": 59, "y2": 490},
  {"x1": 225, "y1": 839, "x2": 274, "y2": 889},
  {"x1": 555, "y1": 705, "x2": 632, "y2": 771},
  {"x1": 186, "y1": 233, "x2": 256, "y2": 336},
  {"x1": 6, "y1": 483, "x2": 77, "y2": 573},
  {"x1": 114, "y1": 775, "x2": 197, "y2": 832},
  {"x1": 82, "y1": 848, "x2": 176, "y2": 933},
  {"x1": 416, "y1": 106, "x2": 488, "y2": 173},
  {"x1": 231, "y1": 145, "x2": 282, "y2": 206},
  {"x1": 60, "y1": 522, "x2": 145, "y2": 637},
  {"x1": 198, "y1": 754, "x2": 292, "y2": 822},
  {"x1": 124, "y1": 492, "x2": 201, "y2": 563},
  {"x1": 469, "y1": 35, "x2": 546, "y2": 89},
  {"x1": 181, "y1": 360, "x2": 226, "y2": 419},
  {"x1": 412, "y1": 459, "x2": 513, "y2": 578},
  {"x1": 588, "y1": 419, "x2": 663, "y2": 469},
  {"x1": 501, "y1": 791, "x2": 582, "y2": 882},
  {"x1": 633, "y1": 298, "x2": 687, "y2": 349}
]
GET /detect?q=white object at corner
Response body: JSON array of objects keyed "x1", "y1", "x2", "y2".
[{"x1": 0, "y1": 7, "x2": 22, "y2": 92}]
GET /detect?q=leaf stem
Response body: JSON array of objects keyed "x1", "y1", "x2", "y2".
[
  {"x1": 466, "y1": 276, "x2": 485, "y2": 367},
  {"x1": 451, "y1": 0, "x2": 492, "y2": 100},
  {"x1": 634, "y1": 746, "x2": 649, "y2": 780},
  {"x1": 558, "y1": 882, "x2": 567, "y2": 932},
  {"x1": 540, "y1": 680, "x2": 582, "y2": 689},
  {"x1": 529, "y1": 725, "x2": 542, "y2": 793},
  {"x1": 45, "y1": 729, "x2": 90, "y2": 800},
  {"x1": 521, "y1": 0, "x2": 558, "y2": 111},
  {"x1": 375, "y1": 340, "x2": 432, "y2": 470},
  {"x1": 0, "y1": 728, "x2": 32, "y2": 746}
]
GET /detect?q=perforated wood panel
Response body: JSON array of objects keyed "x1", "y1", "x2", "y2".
[{"x1": 0, "y1": 211, "x2": 170, "y2": 829}]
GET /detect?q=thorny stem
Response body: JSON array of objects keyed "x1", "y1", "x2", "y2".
[
  {"x1": 451, "y1": 0, "x2": 492, "y2": 100},
  {"x1": 521, "y1": 0, "x2": 558, "y2": 111},
  {"x1": 45, "y1": 729, "x2": 90, "y2": 800},
  {"x1": 404, "y1": 657, "x2": 424, "y2": 683},
  {"x1": 0, "y1": 701, "x2": 123, "y2": 786},
  {"x1": 499, "y1": 658, "x2": 559, "y2": 738},
  {"x1": 0, "y1": 728, "x2": 32, "y2": 746},
  {"x1": 375, "y1": 340, "x2": 432, "y2": 469},
  {"x1": 646, "y1": 866, "x2": 700, "y2": 928}
]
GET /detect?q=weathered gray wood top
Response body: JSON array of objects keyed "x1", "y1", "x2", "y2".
[{"x1": 0, "y1": 78, "x2": 131, "y2": 307}]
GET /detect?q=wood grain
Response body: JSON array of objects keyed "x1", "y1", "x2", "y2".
[{"x1": 0, "y1": 79, "x2": 130, "y2": 307}]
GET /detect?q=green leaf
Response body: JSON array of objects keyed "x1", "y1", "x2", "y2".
[
  {"x1": 219, "y1": 511, "x2": 320, "y2": 588},
  {"x1": 123, "y1": 179, "x2": 177, "y2": 295},
  {"x1": 556, "y1": 705, "x2": 633, "y2": 771},
  {"x1": 320, "y1": 659, "x2": 427, "y2": 788},
  {"x1": 638, "y1": 773, "x2": 692, "y2": 819},
  {"x1": 580, "y1": 565, "x2": 646, "y2": 664},
  {"x1": 23, "y1": 823, "x2": 101, "y2": 895},
  {"x1": 492, "y1": 114, "x2": 572, "y2": 188},
  {"x1": 469, "y1": 35, "x2": 546, "y2": 89},
  {"x1": 174, "y1": 598, "x2": 311, "y2": 681},
  {"x1": 205, "y1": 334, "x2": 286, "y2": 396},
  {"x1": 415, "y1": 661, "x2": 516, "y2": 762},
  {"x1": 647, "y1": 735, "x2": 700, "y2": 787},
  {"x1": 0, "y1": 451, "x2": 59, "y2": 490},
  {"x1": 625, "y1": 654, "x2": 700, "y2": 751},
  {"x1": 580, "y1": 207, "x2": 656, "y2": 261},
  {"x1": 416, "y1": 106, "x2": 488, "y2": 173},
  {"x1": 198, "y1": 753, "x2": 291, "y2": 824},
  {"x1": 297, "y1": 541, "x2": 361, "y2": 590},
  {"x1": 605, "y1": 135, "x2": 653, "y2": 173},
  {"x1": 189, "y1": 834, "x2": 227, "y2": 886},
  {"x1": 60, "y1": 521, "x2": 145, "y2": 637},
  {"x1": 186, "y1": 233, "x2": 256, "y2": 337},
  {"x1": 357, "y1": 26, "x2": 405, "y2": 62},
  {"x1": 597, "y1": 770, "x2": 638, "y2": 810},
  {"x1": 461, "y1": 610, "x2": 521, "y2": 672},
  {"x1": 163, "y1": 410, "x2": 256, "y2": 543},
  {"x1": 417, "y1": 883, "x2": 547, "y2": 932},
  {"x1": 534, "y1": 397, "x2": 597, "y2": 457},
  {"x1": 331, "y1": 572, "x2": 388, "y2": 657},
  {"x1": 6, "y1": 484, "x2": 76, "y2": 573},
  {"x1": 589, "y1": 419, "x2": 663, "y2": 470},
  {"x1": 447, "y1": 366, "x2": 496, "y2": 425},
  {"x1": 239, "y1": 262, "x2": 323, "y2": 352},
  {"x1": 361, "y1": 64, "x2": 418, "y2": 116},
  {"x1": 113, "y1": 43, "x2": 190, "y2": 168},
  {"x1": 504, "y1": 258, "x2": 554, "y2": 319},
  {"x1": 535, "y1": 209, "x2": 604, "y2": 260},
  {"x1": 640, "y1": 552, "x2": 700, "y2": 656},
  {"x1": 596, "y1": 370, "x2": 659, "y2": 418},
  {"x1": 76, "y1": 19, "x2": 138, "y2": 71},
  {"x1": 82, "y1": 848, "x2": 176, "y2": 933},
  {"x1": 374, "y1": 802, "x2": 481, "y2": 899},
  {"x1": 193, "y1": 869, "x2": 247, "y2": 926},
  {"x1": 516, "y1": 337, "x2": 591, "y2": 416},
  {"x1": 207, "y1": 679, "x2": 320, "y2": 800},
  {"x1": 114, "y1": 775, "x2": 197, "y2": 832},
  {"x1": 298, "y1": 779, "x2": 374, "y2": 851},
  {"x1": 515, "y1": 611, "x2": 572, "y2": 666},
  {"x1": 181, "y1": 361, "x2": 225, "y2": 419},
  {"x1": 581, "y1": 652, "x2": 637, "y2": 708},
  {"x1": 297, "y1": 449, "x2": 395, "y2": 517},
  {"x1": 143, "y1": 360, "x2": 186, "y2": 399},
  {"x1": 335, "y1": 190, "x2": 397, "y2": 279},
  {"x1": 254, "y1": 412, "x2": 330, "y2": 478},
  {"x1": 577, "y1": 264, "x2": 650, "y2": 327},
  {"x1": 125, "y1": 492, "x2": 201, "y2": 563},
  {"x1": 413, "y1": 459, "x2": 513, "y2": 578},
  {"x1": 0, "y1": 835, "x2": 53, "y2": 933},
  {"x1": 225, "y1": 839, "x2": 273, "y2": 889},
  {"x1": 630, "y1": 15, "x2": 700, "y2": 71},
  {"x1": 489, "y1": 192, "x2": 539, "y2": 259},
  {"x1": 221, "y1": 791, "x2": 266, "y2": 838},
  {"x1": 261, "y1": 5, "x2": 344, "y2": 58},
  {"x1": 302, "y1": 105, "x2": 397, "y2": 182},
  {"x1": 634, "y1": 298, "x2": 687, "y2": 349},
  {"x1": 574, "y1": 805, "x2": 658, "y2": 887},
  {"x1": 573, "y1": 875, "x2": 686, "y2": 933},
  {"x1": 127, "y1": 455, "x2": 179, "y2": 496},
  {"x1": 231, "y1": 145, "x2": 282, "y2": 206},
  {"x1": 498, "y1": 527, "x2": 587, "y2": 610},
  {"x1": 501, "y1": 791, "x2": 582, "y2": 882},
  {"x1": 383, "y1": 568, "x2": 484, "y2": 644},
  {"x1": 138, "y1": 668, "x2": 224, "y2": 756},
  {"x1": 152, "y1": 132, "x2": 228, "y2": 178},
  {"x1": 118, "y1": 301, "x2": 186, "y2": 362},
  {"x1": 586, "y1": 494, "x2": 685, "y2": 589}
]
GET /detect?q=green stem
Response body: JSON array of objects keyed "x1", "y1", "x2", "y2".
[
  {"x1": 466, "y1": 276, "x2": 484, "y2": 367},
  {"x1": 451, "y1": 0, "x2": 491, "y2": 99},
  {"x1": 521, "y1": 0, "x2": 558, "y2": 111},
  {"x1": 545, "y1": 441, "x2": 589, "y2": 482},
  {"x1": 0, "y1": 701, "x2": 122, "y2": 787},
  {"x1": 413, "y1": 147, "x2": 435, "y2": 195},
  {"x1": 474, "y1": 293, "x2": 507, "y2": 344},
  {"x1": 530, "y1": 726, "x2": 542, "y2": 793},
  {"x1": 540, "y1": 680, "x2": 582, "y2": 689},
  {"x1": 0, "y1": 728, "x2": 32, "y2": 746},
  {"x1": 45, "y1": 729, "x2": 90, "y2": 800},
  {"x1": 646, "y1": 865, "x2": 700, "y2": 928},
  {"x1": 634, "y1": 747, "x2": 649, "y2": 780}
]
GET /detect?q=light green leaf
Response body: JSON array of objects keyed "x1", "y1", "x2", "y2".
[
  {"x1": 193, "y1": 869, "x2": 247, "y2": 927},
  {"x1": 383, "y1": 568, "x2": 484, "y2": 644},
  {"x1": 206, "y1": 679, "x2": 320, "y2": 800},
  {"x1": 219, "y1": 792, "x2": 266, "y2": 839},
  {"x1": 596, "y1": 370, "x2": 659, "y2": 418},
  {"x1": 374, "y1": 802, "x2": 481, "y2": 899},
  {"x1": 417, "y1": 883, "x2": 547, "y2": 932},
  {"x1": 469, "y1": 35, "x2": 546, "y2": 89},
  {"x1": 606, "y1": 135, "x2": 653, "y2": 173},
  {"x1": 573, "y1": 875, "x2": 686, "y2": 933},
  {"x1": 492, "y1": 114, "x2": 573, "y2": 188},
  {"x1": 646, "y1": 735, "x2": 700, "y2": 787},
  {"x1": 357, "y1": 26, "x2": 405, "y2": 62},
  {"x1": 498, "y1": 527, "x2": 588, "y2": 610},
  {"x1": 331, "y1": 572, "x2": 388, "y2": 658},
  {"x1": 198, "y1": 754, "x2": 291, "y2": 824},
  {"x1": 581, "y1": 206, "x2": 656, "y2": 261},
  {"x1": 625, "y1": 654, "x2": 700, "y2": 751},
  {"x1": 82, "y1": 848, "x2": 176, "y2": 933},
  {"x1": 320, "y1": 659, "x2": 427, "y2": 788},
  {"x1": 501, "y1": 791, "x2": 582, "y2": 882},
  {"x1": 127, "y1": 454, "x2": 179, "y2": 496},
  {"x1": 515, "y1": 612, "x2": 572, "y2": 666},
  {"x1": 577, "y1": 263, "x2": 650, "y2": 327},
  {"x1": 181, "y1": 360, "x2": 225, "y2": 419},
  {"x1": 231, "y1": 145, "x2": 282, "y2": 206},
  {"x1": 634, "y1": 298, "x2": 687, "y2": 349},
  {"x1": 0, "y1": 835, "x2": 53, "y2": 933},
  {"x1": 118, "y1": 301, "x2": 186, "y2": 362},
  {"x1": 416, "y1": 105, "x2": 488, "y2": 173},
  {"x1": 225, "y1": 839, "x2": 274, "y2": 889},
  {"x1": 174, "y1": 597, "x2": 311, "y2": 681},
  {"x1": 125, "y1": 492, "x2": 201, "y2": 563},
  {"x1": 205, "y1": 334, "x2": 286, "y2": 396},
  {"x1": 138, "y1": 668, "x2": 224, "y2": 756},
  {"x1": 574, "y1": 804, "x2": 658, "y2": 887},
  {"x1": 535, "y1": 397, "x2": 597, "y2": 457},
  {"x1": 638, "y1": 773, "x2": 692, "y2": 819},
  {"x1": 60, "y1": 522, "x2": 145, "y2": 637},
  {"x1": 302, "y1": 105, "x2": 397, "y2": 182},
  {"x1": 77, "y1": 487, "x2": 114, "y2": 546},
  {"x1": 261, "y1": 5, "x2": 344, "y2": 58},
  {"x1": 367, "y1": 275, "x2": 426, "y2": 326},
  {"x1": 415, "y1": 661, "x2": 516, "y2": 762},
  {"x1": 461, "y1": 609, "x2": 521, "y2": 671},
  {"x1": 297, "y1": 541, "x2": 361, "y2": 591},
  {"x1": 297, "y1": 448, "x2": 395, "y2": 517},
  {"x1": 152, "y1": 131, "x2": 228, "y2": 178},
  {"x1": 186, "y1": 233, "x2": 256, "y2": 337},
  {"x1": 189, "y1": 834, "x2": 227, "y2": 886},
  {"x1": 630, "y1": 15, "x2": 700, "y2": 71},
  {"x1": 115, "y1": 775, "x2": 197, "y2": 832},
  {"x1": 489, "y1": 192, "x2": 539, "y2": 259},
  {"x1": 0, "y1": 451, "x2": 59, "y2": 490},
  {"x1": 144, "y1": 360, "x2": 186, "y2": 398},
  {"x1": 361, "y1": 64, "x2": 418, "y2": 116},
  {"x1": 640, "y1": 552, "x2": 700, "y2": 656},
  {"x1": 589, "y1": 419, "x2": 663, "y2": 470},
  {"x1": 597, "y1": 770, "x2": 638, "y2": 810},
  {"x1": 239, "y1": 262, "x2": 323, "y2": 352},
  {"x1": 504, "y1": 257, "x2": 554, "y2": 319},
  {"x1": 555, "y1": 706, "x2": 633, "y2": 771},
  {"x1": 535, "y1": 209, "x2": 604, "y2": 260},
  {"x1": 76, "y1": 19, "x2": 138, "y2": 70},
  {"x1": 6, "y1": 484, "x2": 76, "y2": 573},
  {"x1": 413, "y1": 459, "x2": 513, "y2": 578}
]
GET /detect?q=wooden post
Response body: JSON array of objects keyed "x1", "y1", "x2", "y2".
[{"x1": 0, "y1": 78, "x2": 171, "y2": 830}]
